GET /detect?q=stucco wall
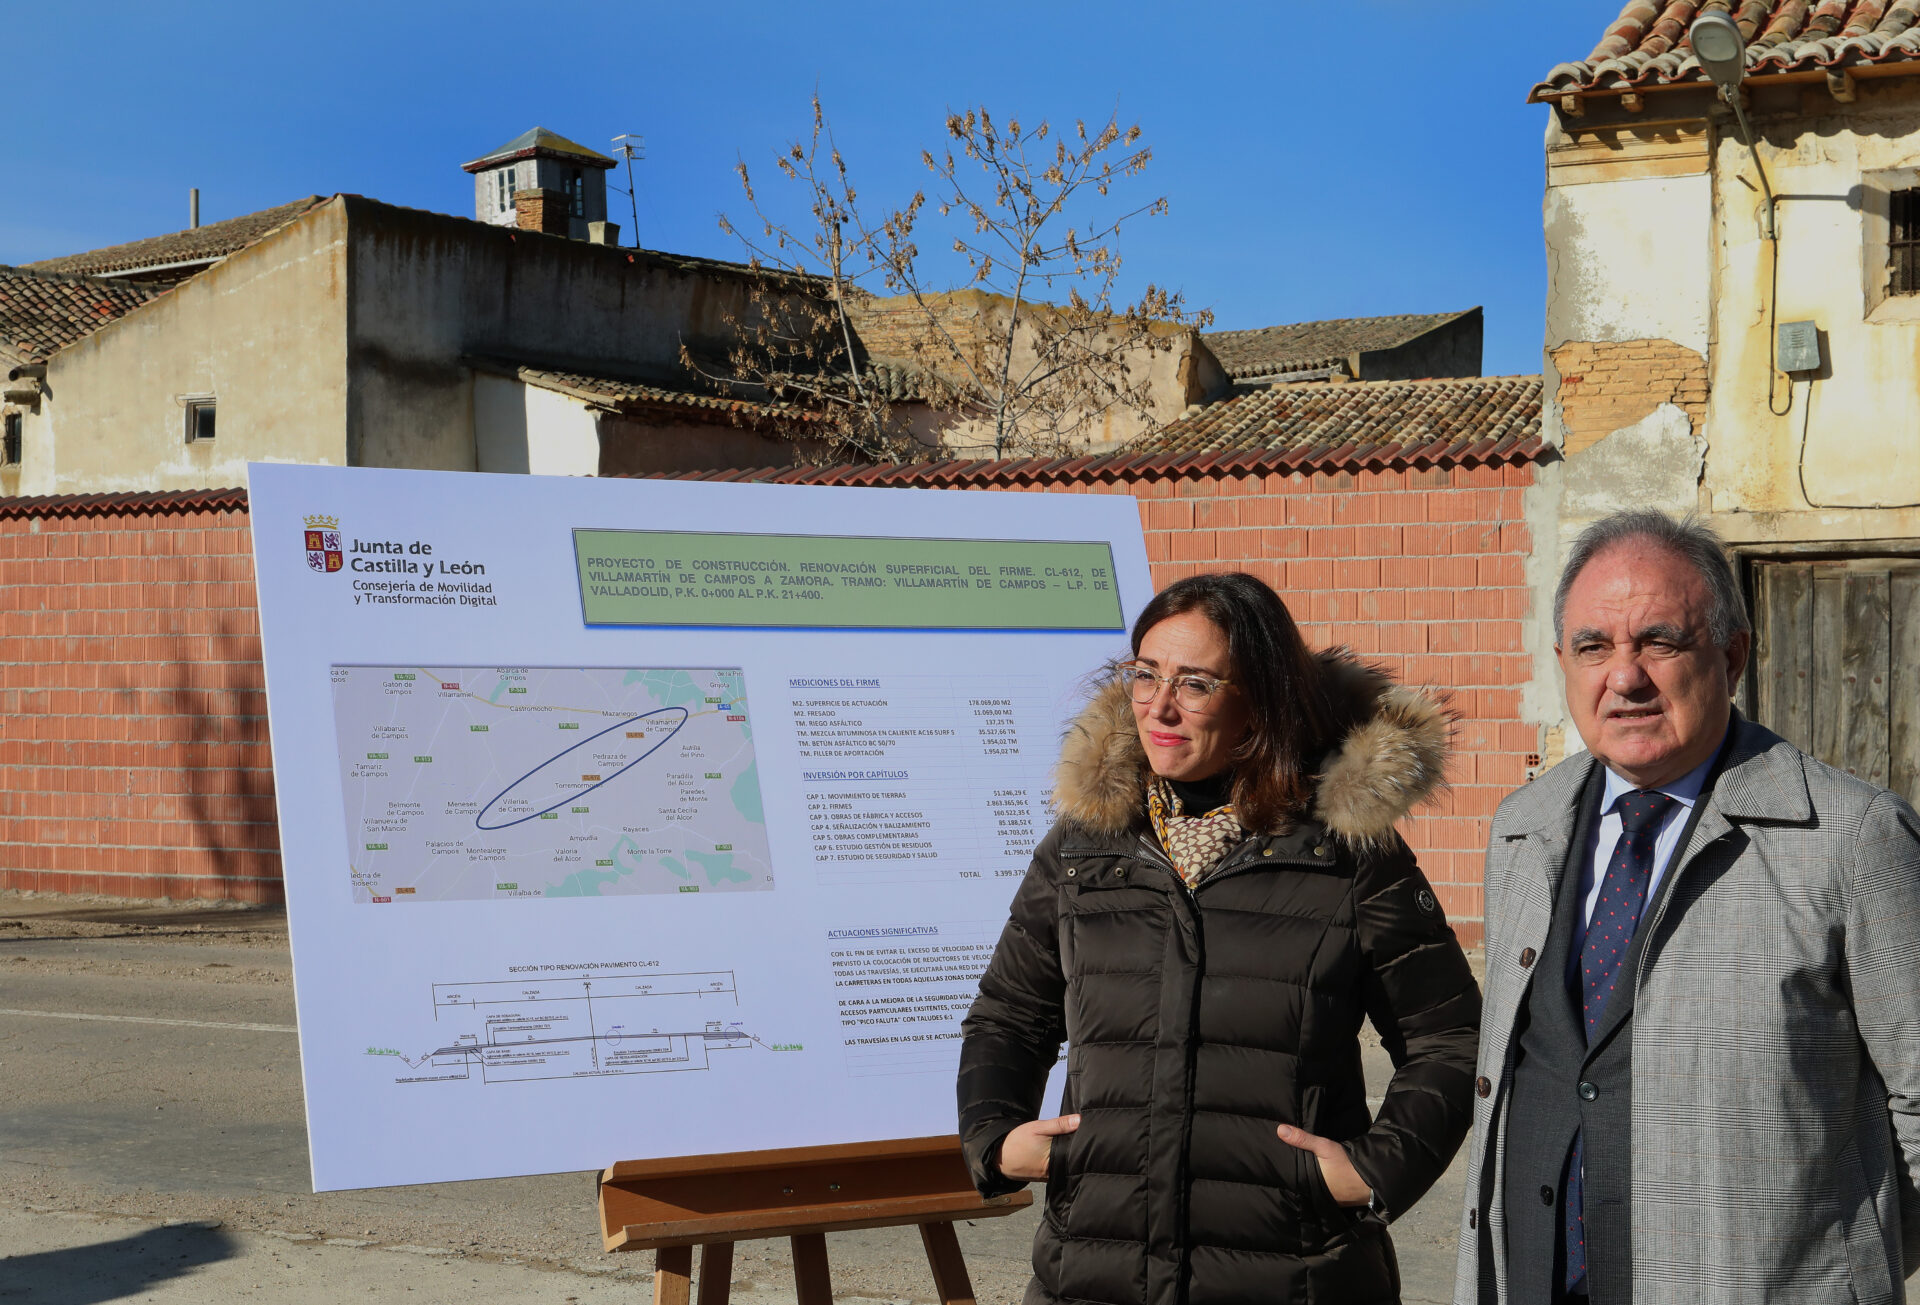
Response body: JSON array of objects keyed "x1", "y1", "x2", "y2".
[
  {"x1": 1528, "y1": 111, "x2": 1720, "y2": 762},
  {"x1": 1703, "y1": 84, "x2": 1920, "y2": 544},
  {"x1": 1544, "y1": 174, "x2": 1713, "y2": 355},
  {"x1": 852, "y1": 291, "x2": 1225, "y2": 455},
  {"x1": 19, "y1": 203, "x2": 350, "y2": 495},
  {"x1": 472, "y1": 374, "x2": 601, "y2": 476},
  {"x1": 343, "y1": 198, "x2": 786, "y2": 474},
  {"x1": 1530, "y1": 82, "x2": 1920, "y2": 764}
]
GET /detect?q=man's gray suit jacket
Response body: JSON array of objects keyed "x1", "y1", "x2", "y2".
[{"x1": 1453, "y1": 716, "x2": 1920, "y2": 1304}]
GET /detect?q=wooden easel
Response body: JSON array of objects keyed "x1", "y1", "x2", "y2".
[{"x1": 598, "y1": 1135, "x2": 1031, "y2": 1305}]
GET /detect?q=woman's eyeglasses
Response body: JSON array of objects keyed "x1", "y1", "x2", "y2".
[{"x1": 1117, "y1": 663, "x2": 1232, "y2": 713}]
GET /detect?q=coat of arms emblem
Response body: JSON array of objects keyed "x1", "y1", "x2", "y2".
[{"x1": 304, "y1": 514, "x2": 343, "y2": 574}]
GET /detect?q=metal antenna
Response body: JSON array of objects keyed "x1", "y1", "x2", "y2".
[{"x1": 612, "y1": 134, "x2": 645, "y2": 249}]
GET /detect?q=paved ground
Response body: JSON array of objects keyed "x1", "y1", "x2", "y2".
[{"x1": 0, "y1": 893, "x2": 1471, "y2": 1303}]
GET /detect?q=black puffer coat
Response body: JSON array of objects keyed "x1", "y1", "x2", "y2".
[{"x1": 958, "y1": 652, "x2": 1481, "y2": 1305}]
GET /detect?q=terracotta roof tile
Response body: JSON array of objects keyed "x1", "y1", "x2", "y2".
[
  {"x1": 1135, "y1": 375, "x2": 1544, "y2": 469},
  {"x1": 472, "y1": 360, "x2": 828, "y2": 434},
  {"x1": 0, "y1": 266, "x2": 165, "y2": 364},
  {"x1": 24, "y1": 197, "x2": 328, "y2": 280},
  {"x1": 630, "y1": 378, "x2": 1544, "y2": 489},
  {"x1": 0, "y1": 487, "x2": 247, "y2": 519},
  {"x1": 1202, "y1": 309, "x2": 1478, "y2": 381},
  {"x1": 1536, "y1": 0, "x2": 1920, "y2": 99}
]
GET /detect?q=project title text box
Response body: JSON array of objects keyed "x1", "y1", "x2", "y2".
[{"x1": 575, "y1": 530, "x2": 1124, "y2": 630}]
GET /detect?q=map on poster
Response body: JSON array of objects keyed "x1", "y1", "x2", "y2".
[
  {"x1": 330, "y1": 665, "x2": 769, "y2": 902},
  {"x1": 248, "y1": 464, "x2": 1152, "y2": 1192}
]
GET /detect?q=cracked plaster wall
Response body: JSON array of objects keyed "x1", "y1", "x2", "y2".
[
  {"x1": 1522, "y1": 404, "x2": 1707, "y2": 763},
  {"x1": 1703, "y1": 90, "x2": 1920, "y2": 542},
  {"x1": 1532, "y1": 142, "x2": 1717, "y2": 762}
]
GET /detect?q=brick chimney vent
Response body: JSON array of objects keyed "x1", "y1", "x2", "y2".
[{"x1": 514, "y1": 188, "x2": 571, "y2": 237}]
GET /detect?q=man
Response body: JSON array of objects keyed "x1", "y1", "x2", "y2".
[{"x1": 1454, "y1": 510, "x2": 1920, "y2": 1304}]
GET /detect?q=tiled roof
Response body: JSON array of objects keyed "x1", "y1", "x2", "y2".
[
  {"x1": 1133, "y1": 375, "x2": 1545, "y2": 469},
  {"x1": 24, "y1": 196, "x2": 328, "y2": 280},
  {"x1": 1535, "y1": 0, "x2": 1920, "y2": 99},
  {"x1": 0, "y1": 266, "x2": 164, "y2": 364},
  {"x1": 476, "y1": 361, "x2": 828, "y2": 431},
  {"x1": 0, "y1": 486, "x2": 247, "y2": 520},
  {"x1": 462, "y1": 126, "x2": 615, "y2": 173},
  {"x1": 1202, "y1": 310, "x2": 1477, "y2": 381},
  {"x1": 637, "y1": 381, "x2": 1544, "y2": 488}
]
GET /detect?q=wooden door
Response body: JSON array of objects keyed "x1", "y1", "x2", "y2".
[{"x1": 1748, "y1": 559, "x2": 1920, "y2": 801}]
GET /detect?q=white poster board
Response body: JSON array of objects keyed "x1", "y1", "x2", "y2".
[{"x1": 247, "y1": 464, "x2": 1152, "y2": 1191}]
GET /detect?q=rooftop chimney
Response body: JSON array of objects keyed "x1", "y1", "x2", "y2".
[
  {"x1": 189, "y1": 188, "x2": 200, "y2": 229},
  {"x1": 514, "y1": 188, "x2": 571, "y2": 237}
]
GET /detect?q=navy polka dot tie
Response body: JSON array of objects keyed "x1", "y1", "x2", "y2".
[{"x1": 1565, "y1": 788, "x2": 1676, "y2": 1294}]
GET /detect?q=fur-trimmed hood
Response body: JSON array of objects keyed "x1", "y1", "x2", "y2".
[{"x1": 1052, "y1": 648, "x2": 1452, "y2": 847}]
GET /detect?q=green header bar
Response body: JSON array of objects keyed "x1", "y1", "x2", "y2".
[{"x1": 574, "y1": 529, "x2": 1123, "y2": 630}]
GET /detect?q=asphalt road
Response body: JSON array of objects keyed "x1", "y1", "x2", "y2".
[{"x1": 0, "y1": 894, "x2": 1471, "y2": 1303}]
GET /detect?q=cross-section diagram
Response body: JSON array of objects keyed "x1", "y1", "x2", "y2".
[{"x1": 372, "y1": 969, "x2": 768, "y2": 1085}]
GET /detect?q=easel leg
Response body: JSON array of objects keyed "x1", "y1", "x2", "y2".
[
  {"x1": 919, "y1": 1221, "x2": 977, "y2": 1305},
  {"x1": 790, "y1": 1232, "x2": 832, "y2": 1305},
  {"x1": 697, "y1": 1242, "x2": 734, "y2": 1305},
  {"x1": 655, "y1": 1244, "x2": 693, "y2": 1305}
]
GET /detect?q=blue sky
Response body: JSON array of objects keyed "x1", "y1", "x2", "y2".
[{"x1": 8, "y1": 2, "x2": 1610, "y2": 378}]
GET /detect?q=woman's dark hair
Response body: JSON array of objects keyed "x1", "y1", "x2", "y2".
[{"x1": 1129, "y1": 571, "x2": 1348, "y2": 829}]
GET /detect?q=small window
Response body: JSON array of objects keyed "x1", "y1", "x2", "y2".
[
  {"x1": 186, "y1": 399, "x2": 215, "y2": 443},
  {"x1": 565, "y1": 168, "x2": 585, "y2": 218},
  {"x1": 2, "y1": 413, "x2": 20, "y2": 466},
  {"x1": 1892, "y1": 188, "x2": 1920, "y2": 295},
  {"x1": 497, "y1": 168, "x2": 514, "y2": 214}
]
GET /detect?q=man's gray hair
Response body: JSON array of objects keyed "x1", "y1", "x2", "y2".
[{"x1": 1553, "y1": 510, "x2": 1751, "y2": 648}]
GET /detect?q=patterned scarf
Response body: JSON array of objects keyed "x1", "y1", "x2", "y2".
[{"x1": 1146, "y1": 775, "x2": 1245, "y2": 887}]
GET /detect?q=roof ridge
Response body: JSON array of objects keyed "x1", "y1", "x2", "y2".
[
  {"x1": 22, "y1": 195, "x2": 330, "y2": 277},
  {"x1": 1204, "y1": 307, "x2": 1478, "y2": 338},
  {"x1": 0, "y1": 263, "x2": 166, "y2": 294},
  {"x1": 1207, "y1": 371, "x2": 1535, "y2": 394}
]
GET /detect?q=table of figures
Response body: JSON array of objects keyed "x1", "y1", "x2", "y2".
[{"x1": 787, "y1": 674, "x2": 1053, "y2": 885}]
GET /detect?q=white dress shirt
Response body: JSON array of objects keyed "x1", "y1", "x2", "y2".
[{"x1": 1575, "y1": 736, "x2": 1724, "y2": 941}]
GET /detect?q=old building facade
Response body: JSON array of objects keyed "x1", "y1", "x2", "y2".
[
  {"x1": 1528, "y1": 0, "x2": 1920, "y2": 798},
  {"x1": 3, "y1": 193, "x2": 842, "y2": 493}
]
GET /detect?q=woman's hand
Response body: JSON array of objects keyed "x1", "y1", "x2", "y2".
[
  {"x1": 1275, "y1": 1124, "x2": 1371, "y2": 1207},
  {"x1": 996, "y1": 1114, "x2": 1082, "y2": 1182}
]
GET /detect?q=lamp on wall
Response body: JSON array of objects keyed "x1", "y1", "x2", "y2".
[{"x1": 1690, "y1": 10, "x2": 1776, "y2": 239}]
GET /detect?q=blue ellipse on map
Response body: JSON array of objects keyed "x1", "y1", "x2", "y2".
[{"x1": 474, "y1": 706, "x2": 690, "y2": 830}]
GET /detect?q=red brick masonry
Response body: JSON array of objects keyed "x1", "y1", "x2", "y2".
[
  {"x1": 1140, "y1": 464, "x2": 1534, "y2": 937},
  {"x1": 0, "y1": 459, "x2": 1542, "y2": 940},
  {"x1": 0, "y1": 490, "x2": 280, "y2": 902}
]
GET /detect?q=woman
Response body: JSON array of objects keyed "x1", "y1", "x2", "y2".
[{"x1": 958, "y1": 572, "x2": 1480, "y2": 1305}]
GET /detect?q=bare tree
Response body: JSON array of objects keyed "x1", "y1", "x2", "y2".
[
  {"x1": 688, "y1": 96, "x2": 915, "y2": 462},
  {"x1": 711, "y1": 101, "x2": 1206, "y2": 461},
  {"x1": 885, "y1": 108, "x2": 1211, "y2": 456}
]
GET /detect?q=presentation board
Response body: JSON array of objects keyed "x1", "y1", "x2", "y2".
[{"x1": 247, "y1": 464, "x2": 1153, "y2": 1191}]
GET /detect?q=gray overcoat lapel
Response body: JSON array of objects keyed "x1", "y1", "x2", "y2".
[
  {"x1": 1486, "y1": 753, "x2": 1595, "y2": 1017},
  {"x1": 1589, "y1": 720, "x2": 1816, "y2": 1051}
]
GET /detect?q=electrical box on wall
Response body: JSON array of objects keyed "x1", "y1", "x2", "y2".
[{"x1": 1777, "y1": 320, "x2": 1822, "y2": 374}]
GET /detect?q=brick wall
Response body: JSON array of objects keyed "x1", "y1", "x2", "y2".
[
  {"x1": 0, "y1": 494, "x2": 281, "y2": 902},
  {"x1": 0, "y1": 458, "x2": 1542, "y2": 940},
  {"x1": 1551, "y1": 338, "x2": 1708, "y2": 455},
  {"x1": 988, "y1": 460, "x2": 1540, "y2": 941}
]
